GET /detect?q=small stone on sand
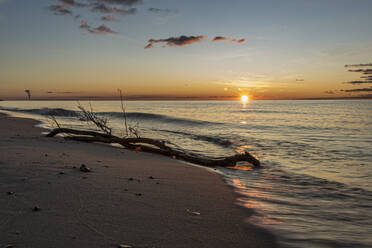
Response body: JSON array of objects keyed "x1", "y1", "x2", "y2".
[
  {"x1": 80, "y1": 164, "x2": 91, "y2": 172},
  {"x1": 59, "y1": 172, "x2": 65, "y2": 175},
  {"x1": 7, "y1": 191, "x2": 15, "y2": 195},
  {"x1": 33, "y1": 206, "x2": 41, "y2": 211},
  {"x1": 148, "y1": 176, "x2": 154, "y2": 179}
]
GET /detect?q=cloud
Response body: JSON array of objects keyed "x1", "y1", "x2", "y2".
[
  {"x1": 49, "y1": 5, "x2": 72, "y2": 15},
  {"x1": 80, "y1": 20, "x2": 116, "y2": 34},
  {"x1": 361, "y1": 76, "x2": 372, "y2": 79},
  {"x1": 212, "y1": 36, "x2": 246, "y2": 44},
  {"x1": 212, "y1": 36, "x2": 228, "y2": 42},
  {"x1": 324, "y1": 90, "x2": 335, "y2": 94},
  {"x1": 59, "y1": 0, "x2": 86, "y2": 7},
  {"x1": 342, "y1": 88, "x2": 372, "y2": 93},
  {"x1": 80, "y1": 20, "x2": 90, "y2": 29},
  {"x1": 88, "y1": 24, "x2": 117, "y2": 34},
  {"x1": 343, "y1": 81, "x2": 372, "y2": 85},
  {"x1": 91, "y1": 3, "x2": 136, "y2": 15},
  {"x1": 344, "y1": 63, "x2": 372, "y2": 67},
  {"x1": 145, "y1": 35, "x2": 206, "y2": 49},
  {"x1": 296, "y1": 79, "x2": 305, "y2": 82},
  {"x1": 148, "y1": 8, "x2": 178, "y2": 15},
  {"x1": 97, "y1": 0, "x2": 142, "y2": 5},
  {"x1": 101, "y1": 15, "x2": 119, "y2": 21},
  {"x1": 348, "y1": 69, "x2": 372, "y2": 74}
]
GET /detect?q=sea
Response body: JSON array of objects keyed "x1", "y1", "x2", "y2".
[{"x1": 1, "y1": 99, "x2": 371, "y2": 248}]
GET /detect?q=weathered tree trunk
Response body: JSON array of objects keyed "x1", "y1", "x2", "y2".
[{"x1": 46, "y1": 128, "x2": 260, "y2": 168}]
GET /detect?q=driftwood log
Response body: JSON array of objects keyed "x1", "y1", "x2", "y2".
[{"x1": 46, "y1": 128, "x2": 261, "y2": 168}]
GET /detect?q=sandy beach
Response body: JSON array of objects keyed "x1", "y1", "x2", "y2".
[{"x1": 0, "y1": 113, "x2": 278, "y2": 248}]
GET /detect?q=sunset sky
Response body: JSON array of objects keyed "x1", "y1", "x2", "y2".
[{"x1": 1, "y1": 0, "x2": 372, "y2": 100}]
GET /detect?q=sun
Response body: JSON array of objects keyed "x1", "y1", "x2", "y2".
[{"x1": 241, "y1": 95, "x2": 249, "y2": 103}]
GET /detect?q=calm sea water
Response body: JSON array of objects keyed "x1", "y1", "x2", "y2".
[{"x1": 1, "y1": 100, "x2": 372, "y2": 248}]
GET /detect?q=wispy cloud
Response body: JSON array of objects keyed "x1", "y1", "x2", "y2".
[
  {"x1": 343, "y1": 81, "x2": 372, "y2": 85},
  {"x1": 148, "y1": 7, "x2": 178, "y2": 15},
  {"x1": 344, "y1": 63, "x2": 372, "y2": 67},
  {"x1": 212, "y1": 36, "x2": 246, "y2": 44},
  {"x1": 324, "y1": 90, "x2": 335, "y2": 94},
  {"x1": 49, "y1": 5, "x2": 73, "y2": 15},
  {"x1": 80, "y1": 20, "x2": 116, "y2": 34},
  {"x1": 348, "y1": 69, "x2": 372, "y2": 74},
  {"x1": 59, "y1": 0, "x2": 87, "y2": 7},
  {"x1": 145, "y1": 35, "x2": 206, "y2": 49},
  {"x1": 342, "y1": 88, "x2": 372, "y2": 93},
  {"x1": 101, "y1": 14, "x2": 119, "y2": 21},
  {"x1": 88, "y1": 24, "x2": 116, "y2": 34},
  {"x1": 91, "y1": 3, "x2": 136, "y2": 15}
]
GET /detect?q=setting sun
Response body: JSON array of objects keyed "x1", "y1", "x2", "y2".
[{"x1": 241, "y1": 95, "x2": 249, "y2": 103}]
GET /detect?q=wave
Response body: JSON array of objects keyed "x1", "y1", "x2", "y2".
[{"x1": 0, "y1": 106, "x2": 221, "y2": 126}]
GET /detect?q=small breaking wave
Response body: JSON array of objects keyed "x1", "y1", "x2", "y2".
[{"x1": 0, "y1": 106, "x2": 222, "y2": 126}]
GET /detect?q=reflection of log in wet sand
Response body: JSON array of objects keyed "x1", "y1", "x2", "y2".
[{"x1": 0, "y1": 113, "x2": 278, "y2": 248}]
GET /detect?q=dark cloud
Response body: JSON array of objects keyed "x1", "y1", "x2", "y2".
[
  {"x1": 59, "y1": 0, "x2": 86, "y2": 7},
  {"x1": 101, "y1": 15, "x2": 119, "y2": 21},
  {"x1": 145, "y1": 35, "x2": 206, "y2": 49},
  {"x1": 342, "y1": 88, "x2": 372, "y2": 93},
  {"x1": 88, "y1": 24, "x2": 117, "y2": 34},
  {"x1": 148, "y1": 7, "x2": 178, "y2": 15},
  {"x1": 343, "y1": 81, "x2": 372, "y2": 85},
  {"x1": 91, "y1": 3, "x2": 136, "y2": 15},
  {"x1": 212, "y1": 36, "x2": 246, "y2": 44},
  {"x1": 212, "y1": 36, "x2": 228, "y2": 42},
  {"x1": 49, "y1": 5, "x2": 72, "y2": 15},
  {"x1": 324, "y1": 90, "x2": 335, "y2": 94},
  {"x1": 348, "y1": 69, "x2": 372, "y2": 74},
  {"x1": 344, "y1": 63, "x2": 372, "y2": 67},
  {"x1": 361, "y1": 76, "x2": 372, "y2": 79}
]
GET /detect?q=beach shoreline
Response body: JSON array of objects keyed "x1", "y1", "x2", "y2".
[{"x1": 0, "y1": 112, "x2": 278, "y2": 248}]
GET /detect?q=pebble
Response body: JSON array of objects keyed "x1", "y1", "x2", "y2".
[
  {"x1": 148, "y1": 176, "x2": 154, "y2": 179},
  {"x1": 59, "y1": 172, "x2": 65, "y2": 175},
  {"x1": 7, "y1": 191, "x2": 14, "y2": 195},
  {"x1": 33, "y1": 206, "x2": 41, "y2": 212},
  {"x1": 80, "y1": 164, "x2": 91, "y2": 172},
  {"x1": 135, "y1": 193, "x2": 142, "y2": 196}
]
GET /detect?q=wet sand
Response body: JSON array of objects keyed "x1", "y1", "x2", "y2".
[{"x1": 0, "y1": 113, "x2": 278, "y2": 248}]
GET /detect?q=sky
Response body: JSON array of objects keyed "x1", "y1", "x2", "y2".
[{"x1": 1, "y1": 0, "x2": 372, "y2": 100}]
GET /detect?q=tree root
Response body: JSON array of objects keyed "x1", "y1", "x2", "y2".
[{"x1": 46, "y1": 128, "x2": 261, "y2": 168}]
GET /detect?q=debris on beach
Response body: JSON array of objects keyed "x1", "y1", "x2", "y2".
[
  {"x1": 59, "y1": 171, "x2": 65, "y2": 175},
  {"x1": 186, "y1": 209, "x2": 201, "y2": 216},
  {"x1": 33, "y1": 206, "x2": 41, "y2": 212},
  {"x1": 79, "y1": 164, "x2": 91, "y2": 172},
  {"x1": 118, "y1": 244, "x2": 132, "y2": 248},
  {"x1": 148, "y1": 176, "x2": 155, "y2": 179},
  {"x1": 135, "y1": 147, "x2": 141, "y2": 153},
  {"x1": 135, "y1": 193, "x2": 142, "y2": 196},
  {"x1": 7, "y1": 191, "x2": 15, "y2": 195}
]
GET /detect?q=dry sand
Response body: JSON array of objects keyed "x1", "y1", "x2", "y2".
[{"x1": 0, "y1": 113, "x2": 278, "y2": 248}]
